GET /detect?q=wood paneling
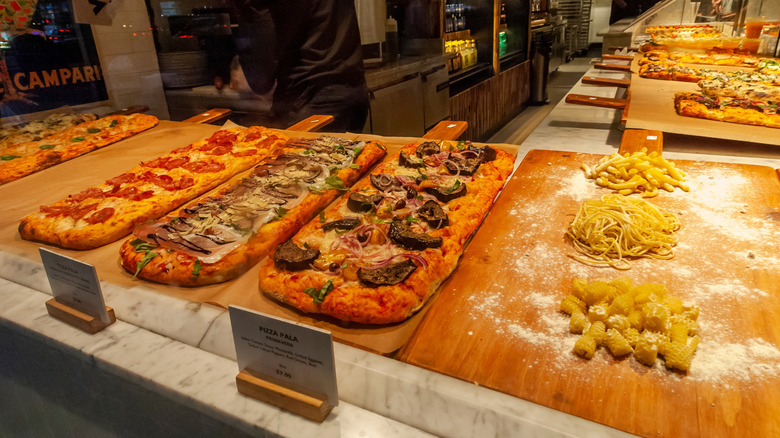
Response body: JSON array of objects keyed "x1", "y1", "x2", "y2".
[{"x1": 450, "y1": 60, "x2": 531, "y2": 141}]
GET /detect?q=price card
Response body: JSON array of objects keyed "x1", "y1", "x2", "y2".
[
  {"x1": 229, "y1": 306, "x2": 338, "y2": 406},
  {"x1": 39, "y1": 248, "x2": 111, "y2": 324}
]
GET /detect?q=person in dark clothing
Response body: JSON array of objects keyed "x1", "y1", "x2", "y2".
[{"x1": 228, "y1": 0, "x2": 369, "y2": 132}]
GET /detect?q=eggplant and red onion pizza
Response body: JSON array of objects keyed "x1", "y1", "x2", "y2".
[{"x1": 259, "y1": 139, "x2": 514, "y2": 324}]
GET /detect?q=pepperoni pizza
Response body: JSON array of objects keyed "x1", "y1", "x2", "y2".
[{"x1": 19, "y1": 127, "x2": 287, "y2": 249}]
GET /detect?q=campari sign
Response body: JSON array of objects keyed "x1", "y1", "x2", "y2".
[{"x1": 0, "y1": 0, "x2": 108, "y2": 117}]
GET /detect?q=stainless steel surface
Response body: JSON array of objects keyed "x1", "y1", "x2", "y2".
[
  {"x1": 368, "y1": 74, "x2": 425, "y2": 137},
  {"x1": 421, "y1": 65, "x2": 450, "y2": 131}
]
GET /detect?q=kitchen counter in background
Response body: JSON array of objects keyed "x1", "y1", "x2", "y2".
[{"x1": 164, "y1": 54, "x2": 452, "y2": 133}]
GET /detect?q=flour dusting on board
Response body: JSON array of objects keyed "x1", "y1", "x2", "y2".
[{"x1": 467, "y1": 158, "x2": 780, "y2": 385}]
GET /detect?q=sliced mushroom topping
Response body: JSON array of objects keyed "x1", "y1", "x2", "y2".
[
  {"x1": 415, "y1": 141, "x2": 440, "y2": 158},
  {"x1": 388, "y1": 219, "x2": 442, "y2": 250},
  {"x1": 468, "y1": 144, "x2": 497, "y2": 162},
  {"x1": 262, "y1": 182, "x2": 303, "y2": 200},
  {"x1": 425, "y1": 181, "x2": 467, "y2": 203},
  {"x1": 370, "y1": 174, "x2": 404, "y2": 192},
  {"x1": 321, "y1": 217, "x2": 361, "y2": 232},
  {"x1": 416, "y1": 200, "x2": 449, "y2": 229},
  {"x1": 274, "y1": 240, "x2": 320, "y2": 271},
  {"x1": 347, "y1": 192, "x2": 384, "y2": 213},
  {"x1": 444, "y1": 153, "x2": 482, "y2": 176},
  {"x1": 357, "y1": 258, "x2": 417, "y2": 287},
  {"x1": 283, "y1": 161, "x2": 323, "y2": 183},
  {"x1": 399, "y1": 151, "x2": 426, "y2": 168}
]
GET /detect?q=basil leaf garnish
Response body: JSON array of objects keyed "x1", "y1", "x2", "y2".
[
  {"x1": 129, "y1": 238, "x2": 157, "y2": 252},
  {"x1": 134, "y1": 251, "x2": 157, "y2": 278},
  {"x1": 445, "y1": 179, "x2": 461, "y2": 194},
  {"x1": 303, "y1": 280, "x2": 334, "y2": 304},
  {"x1": 191, "y1": 260, "x2": 202, "y2": 279}
]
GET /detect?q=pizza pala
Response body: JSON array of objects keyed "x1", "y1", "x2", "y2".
[
  {"x1": 258, "y1": 140, "x2": 514, "y2": 324},
  {"x1": 637, "y1": 50, "x2": 762, "y2": 68},
  {"x1": 674, "y1": 91, "x2": 780, "y2": 128},
  {"x1": 119, "y1": 136, "x2": 387, "y2": 286},
  {"x1": 0, "y1": 112, "x2": 98, "y2": 150},
  {"x1": 19, "y1": 126, "x2": 287, "y2": 249},
  {"x1": 0, "y1": 113, "x2": 159, "y2": 185},
  {"x1": 638, "y1": 61, "x2": 780, "y2": 86},
  {"x1": 645, "y1": 24, "x2": 720, "y2": 39}
]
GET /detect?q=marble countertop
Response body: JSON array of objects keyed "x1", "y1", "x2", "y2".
[{"x1": 5, "y1": 61, "x2": 779, "y2": 437}]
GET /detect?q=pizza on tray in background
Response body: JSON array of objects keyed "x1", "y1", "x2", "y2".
[
  {"x1": 0, "y1": 112, "x2": 98, "y2": 150},
  {"x1": 258, "y1": 140, "x2": 514, "y2": 324},
  {"x1": 0, "y1": 113, "x2": 159, "y2": 185}
]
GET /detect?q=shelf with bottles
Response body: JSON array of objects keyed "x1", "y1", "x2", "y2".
[
  {"x1": 444, "y1": 1, "x2": 471, "y2": 34},
  {"x1": 499, "y1": 0, "x2": 530, "y2": 69},
  {"x1": 445, "y1": 38, "x2": 480, "y2": 73}
]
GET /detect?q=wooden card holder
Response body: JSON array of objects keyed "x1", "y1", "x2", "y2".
[
  {"x1": 45, "y1": 298, "x2": 115, "y2": 334},
  {"x1": 236, "y1": 368, "x2": 333, "y2": 423}
]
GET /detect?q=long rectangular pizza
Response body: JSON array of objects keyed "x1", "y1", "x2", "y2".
[
  {"x1": 258, "y1": 140, "x2": 514, "y2": 324},
  {"x1": 19, "y1": 127, "x2": 286, "y2": 249},
  {"x1": 119, "y1": 136, "x2": 387, "y2": 285}
]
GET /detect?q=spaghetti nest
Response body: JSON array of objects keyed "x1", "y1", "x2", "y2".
[{"x1": 567, "y1": 194, "x2": 681, "y2": 270}]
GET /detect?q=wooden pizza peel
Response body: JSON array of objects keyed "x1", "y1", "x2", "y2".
[
  {"x1": 567, "y1": 53, "x2": 780, "y2": 146},
  {"x1": 565, "y1": 54, "x2": 633, "y2": 125},
  {"x1": 0, "y1": 116, "x2": 508, "y2": 355},
  {"x1": 398, "y1": 132, "x2": 780, "y2": 437}
]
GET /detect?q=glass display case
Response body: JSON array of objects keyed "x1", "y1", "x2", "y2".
[{"x1": 625, "y1": 0, "x2": 780, "y2": 55}]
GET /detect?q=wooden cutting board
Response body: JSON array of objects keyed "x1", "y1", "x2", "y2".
[{"x1": 398, "y1": 149, "x2": 780, "y2": 437}]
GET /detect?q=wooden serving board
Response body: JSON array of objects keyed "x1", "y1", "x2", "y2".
[
  {"x1": 0, "y1": 121, "x2": 518, "y2": 355},
  {"x1": 398, "y1": 149, "x2": 780, "y2": 437},
  {"x1": 625, "y1": 56, "x2": 780, "y2": 146}
]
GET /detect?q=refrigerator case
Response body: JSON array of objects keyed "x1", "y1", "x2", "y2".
[{"x1": 421, "y1": 65, "x2": 450, "y2": 131}]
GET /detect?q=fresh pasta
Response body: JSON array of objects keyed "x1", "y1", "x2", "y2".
[
  {"x1": 567, "y1": 194, "x2": 681, "y2": 270},
  {"x1": 581, "y1": 148, "x2": 689, "y2": 197},
  {"x1": 560, "y1": 277, "x2": 700, "y2": 371}
]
